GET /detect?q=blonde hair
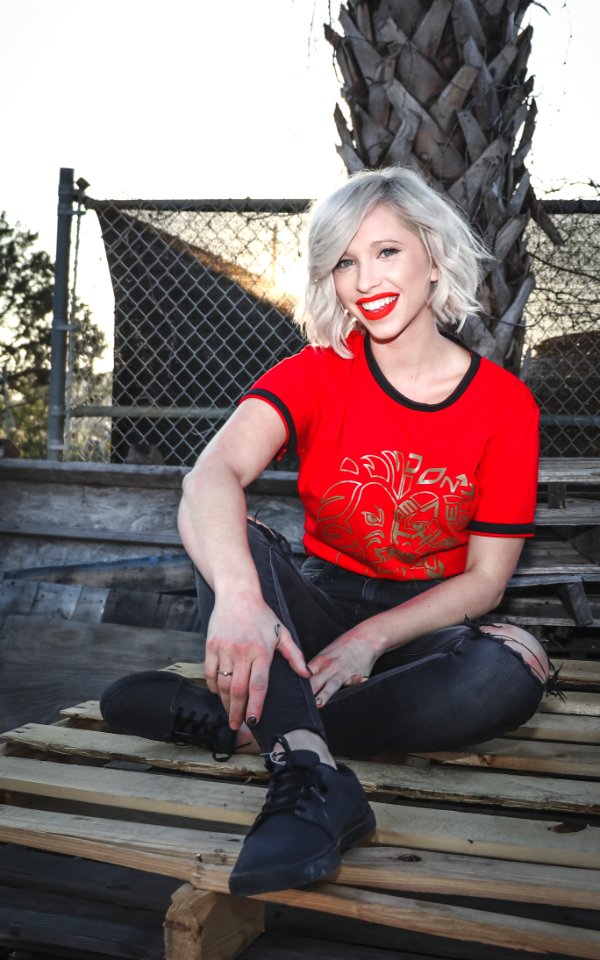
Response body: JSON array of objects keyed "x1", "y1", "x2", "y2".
[{"x1": 295, "y1": 167, "x2": 489, "y2": 357}]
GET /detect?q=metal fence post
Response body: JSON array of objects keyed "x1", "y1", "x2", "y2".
[{"x1": 46, "y1": 167, "x2": 75, "y2": 460}]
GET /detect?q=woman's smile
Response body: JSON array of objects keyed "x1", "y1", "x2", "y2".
[{"x1": 356, "y1": 293, "x2": 400, "y2": 321}]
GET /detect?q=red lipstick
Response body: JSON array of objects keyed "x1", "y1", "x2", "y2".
[{"x1": 356, "y1": 293, "x2": 399, "y2": 321}]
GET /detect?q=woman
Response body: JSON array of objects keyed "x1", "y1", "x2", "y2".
[{"x1": 101, "y1": 166, "x2": 553, "y2": 898}]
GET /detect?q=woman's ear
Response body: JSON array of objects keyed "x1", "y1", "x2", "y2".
[{"x1": 430, "y1": 263, "x2": 439, "y2": 283}]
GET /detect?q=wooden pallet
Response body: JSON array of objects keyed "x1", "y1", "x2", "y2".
[{"x1": 1, "y1": 660, "x2": 600, "y2": 959}]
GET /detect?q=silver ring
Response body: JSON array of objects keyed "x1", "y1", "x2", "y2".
[{"x1": 217, "y1": 669, "x2": 233, "y2": 677}]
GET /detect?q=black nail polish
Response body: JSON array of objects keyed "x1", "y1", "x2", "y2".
[{"x1": 246, "y1": 715, "x2": 257, "y2": 727}]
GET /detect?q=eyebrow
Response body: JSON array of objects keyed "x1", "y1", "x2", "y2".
[{"x1": 342, "y1": 238, "x2": 405, "y2": 254}]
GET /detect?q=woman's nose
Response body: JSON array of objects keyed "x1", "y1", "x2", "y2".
[{"x1": 356, "y1": 261, "x2": 380, "y2": 292}]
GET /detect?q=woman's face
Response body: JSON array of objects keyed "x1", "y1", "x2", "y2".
[{"x1": 333, "y1": 203, "x2": 438, "y2": 343}]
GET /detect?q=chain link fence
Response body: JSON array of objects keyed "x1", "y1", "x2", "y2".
[
  {"x1": 523, "y1": 201, "x2": 600, "y2": 457},
  {"x1": 70, "y1": 198, "x2": 309, "y2": 466},
  {"x1": 64, "y1": 193, "x2": 599, "y2": 464}
]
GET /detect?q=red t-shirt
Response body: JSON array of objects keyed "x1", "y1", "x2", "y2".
[{"x1": 242, "y1": 332, "x2": 539, "y2": 581}]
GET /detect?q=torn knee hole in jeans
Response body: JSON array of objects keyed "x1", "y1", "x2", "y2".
[{"x1": 467, "y1": 617, "x2": 563, "y2": 695}]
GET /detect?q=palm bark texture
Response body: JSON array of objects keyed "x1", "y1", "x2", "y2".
[{"x1": 326, "y1": 0, "x2": 561, "y2": 371}]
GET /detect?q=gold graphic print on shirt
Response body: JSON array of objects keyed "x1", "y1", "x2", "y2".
[{"x1": 315, "y1": 450, "x2": 476, "y2": 577}]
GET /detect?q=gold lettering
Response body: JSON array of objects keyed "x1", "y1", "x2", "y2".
[{"x1": 418, "y1": 467, "x2": 447, "y2": 485}]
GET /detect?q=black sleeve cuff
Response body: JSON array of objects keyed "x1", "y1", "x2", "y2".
[
  {"x1": 243, "y1": 389, "x2": 297, "y2": 455},
  {"x1": 467, "y1": 519, "x2": 535, "y2": 536}
]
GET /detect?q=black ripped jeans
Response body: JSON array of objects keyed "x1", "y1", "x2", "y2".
[{"x1": 194, "y1": 518, "x2": 552, "y2": 758}]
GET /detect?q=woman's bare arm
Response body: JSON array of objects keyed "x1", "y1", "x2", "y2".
[{"x1": 178, "y1": 399, "x2": 310, "y2": 730}]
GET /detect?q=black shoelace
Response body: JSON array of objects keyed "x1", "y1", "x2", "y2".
[
  {"x1": 171, "y1": 707, "x2": 231, "y2": 761},
  {"x1": 260, "y1": 761, "x2": 329, "y2": 819}
]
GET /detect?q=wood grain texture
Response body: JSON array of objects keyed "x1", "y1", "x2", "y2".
[
  {"x1": 164, "y1": 885, "x2": 264, "y2": 960},
  {"x1": 1, "y1": 753, "x2": 599, "y2": 866},
  {"x1": 1, "y1": 805, "x2": 600, "y2": 958}
]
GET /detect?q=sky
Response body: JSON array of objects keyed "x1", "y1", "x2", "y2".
[{"x1": 0, "y1": 0, "x2": 598, "y2": 327}]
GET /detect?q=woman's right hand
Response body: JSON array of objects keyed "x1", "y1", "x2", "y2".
[{"x1": 204, "y1": 593, "x2": 310, "y2": 732}]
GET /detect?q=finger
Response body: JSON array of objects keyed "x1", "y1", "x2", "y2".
[
  {"x1": 204, "y1": 649, "x2": 220, "y2": 694},
  {"x1": 227, "y1": 664, "x2": 252, "y2": 731},
  {"x1": 244, "y1": 657, "x2": 271, "y2": 727},
  {"x1": 307, "y1": 653, "x2": 328, "y2": 678},
  {"x1": 217, "y1": 675, "x2": 232, "y2": 717},
  {"x1": 314, "y1": 677, "x2": 343, "y2": 708},
  {"x1": 309, "y1": 671, "x2": 328, "y2": 697},
  {"x1": 214, "y1": 662, "x2": 236, "y2": 711}
]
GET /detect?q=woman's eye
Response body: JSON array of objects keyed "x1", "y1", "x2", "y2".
[
  {"x1": 335, "y1": 257, "x2": 354, "y2": 270},
  {"x1": 380, "y1": 247, "x2": 399, "y2": 259}
]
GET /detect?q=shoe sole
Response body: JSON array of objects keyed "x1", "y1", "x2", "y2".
[{"x1": 228, "y1": 809, "x2": 376, "y2": 897}]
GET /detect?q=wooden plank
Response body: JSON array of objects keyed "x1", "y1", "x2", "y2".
[
  {"x1": 539, "y1": 693, "x2": 600, "y2": 718},
  {"x1": 535, "y1": 502, "x2": 600, "y2": 526},
  {"x1": 330, "y1": 844, "x2": 600, "y2": 908},
  {"x1": 0, "y1": 521, "x2": 183, "y2": 547},
  {"x1": 163, "y1": 885, "x2": 264, "y2": 960},
  {"x1": 558, "y1": 580, "x2": 595, "y2": 626},
  {"x1": 511, "y1": 568, "x2": 600, "y2": 585},
  {"x1": 417, "y1": 738, "x2": 600, "y2": 778},
  {"x1": 0, "y1": 843, "x2": 180, "y2": 911},
  {"x1": 166, "y1": 885, "x2": 263, "y2": 960},
  {"x1": 0, "y1": 458, "x2": 299, "y2": 495},
  {"x1": 226, "y1": 882, "x2": 600, "y2": 960},
  {"x1": 0, "y1": 578, "x2": 200, "y2": 631},
  {"x1": 2, "y1": 727, "x2": 599, "y2": 817},
  {"x1": 1, "y1": 798, "x2": 600, "y2": 908},
  {"x1": 554, "y1": 659, "x2": 600, "y2": 689},
  {"x1": 2, "y1": 807, "x2": 599, "y2": 958},
  {"x1": 538, "y1": 459, "x2": 600, "y2": 483},
  {"x1": 494, "y1": 594, "x2": 600, "y2": 628},
  {"x1": 1, "y1": 757, "x2": 598, "y2": 869},
  {"x1": 0, "y1": 458, "x2": 189, "y2": 489},
  {"x1": 3, "y1": 553, "x2": 195, "y2": 591},
  {"x1": 505, "y1": 712, "x2": 600, "y2": 742},
  {"x1": 0, "y1": 886, "x2": 165, "y2": 960}
]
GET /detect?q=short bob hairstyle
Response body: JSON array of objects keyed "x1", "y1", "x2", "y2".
[{"x1": 295, "y1": 166, "x2": 489, "y2": 357}]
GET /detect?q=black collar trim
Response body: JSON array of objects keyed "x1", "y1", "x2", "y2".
[{"x1": 364, "y1": 332, "x2": 481, "y2": 412}]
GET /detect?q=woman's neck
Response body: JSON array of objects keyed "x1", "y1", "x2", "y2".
[{"x1": 368, "y1": 327, "x2": 471, "y2": 404}]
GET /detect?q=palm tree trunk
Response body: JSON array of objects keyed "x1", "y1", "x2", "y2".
[{"x1": 327, "y1": 0, "x2": 562, "y2": 372}]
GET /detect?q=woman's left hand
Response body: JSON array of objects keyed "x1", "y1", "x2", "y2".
[{"x1": 308, "y1": 625, "x2": 380, "y2": 707}]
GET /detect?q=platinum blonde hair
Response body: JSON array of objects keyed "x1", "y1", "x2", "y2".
[{"x1": 295, "y1": 166, "x2": 489, "y2": 357}]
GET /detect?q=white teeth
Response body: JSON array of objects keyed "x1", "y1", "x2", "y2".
[{"x1": 360, "y1": 295, "x2": 397, "y2": 312}]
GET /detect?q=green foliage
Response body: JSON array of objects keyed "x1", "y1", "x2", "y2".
[{"x1": 0, "y1": 211, "x2": 107, "y2": 457}]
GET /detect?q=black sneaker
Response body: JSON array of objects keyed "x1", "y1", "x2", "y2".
[
  {"x1": 228, "y1": 736, "x2": 376, "y2": 896},
  {"x1": 99, "y1": 670, "x2": 236, "y2": 760}
]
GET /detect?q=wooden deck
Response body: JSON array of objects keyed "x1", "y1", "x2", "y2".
[{"x1": 1, "y1": 658, "x2": 599, "y2": 959}]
